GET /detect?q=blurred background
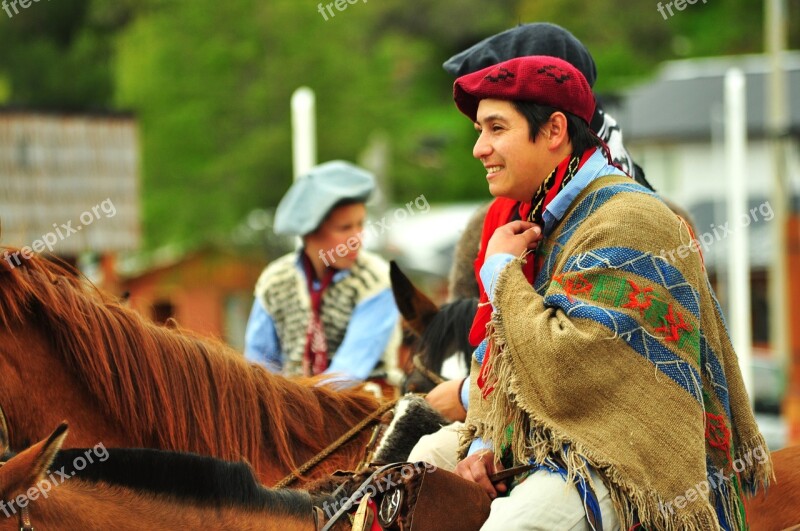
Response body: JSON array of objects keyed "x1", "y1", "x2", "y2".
[{"x1": 0, "y1": 0, "x2": 798, "y2": 447}]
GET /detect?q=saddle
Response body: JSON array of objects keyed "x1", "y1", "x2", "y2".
[{"x1": 315, "y1": 462, "x2": 491, "y2": 531}]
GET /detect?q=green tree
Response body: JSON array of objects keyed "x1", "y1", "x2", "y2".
[{"x1": 0, "y1": 0, "x2": 135, "y2": 108}]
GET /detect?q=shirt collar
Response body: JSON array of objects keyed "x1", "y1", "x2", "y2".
[
  {"x1": 542, "y1": 148, "x2": 627, "y2": 234},
  {"x1": 295, "y1": 249, "x2": 351, "y2": 285}
]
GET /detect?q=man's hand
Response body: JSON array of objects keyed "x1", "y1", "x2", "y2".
[
  {"x1": 454, "y1": 451, "x2": 507, "y2": 499},
  {"x1": 485, "y1": 221, "x2": 543, "y2": 259},
  {"x1": 424, "y1": 378, "x2": 467, "y2": 422}
]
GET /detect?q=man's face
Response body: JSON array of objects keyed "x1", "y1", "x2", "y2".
[
  {"x1": 472, "y1": 99, "x2": 551, "y2": 202},
  {"x1": 304, "y1": 202, "x2": 366, "y2": 269}
]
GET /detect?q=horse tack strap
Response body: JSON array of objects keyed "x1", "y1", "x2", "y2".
[
  {"x1": 274, "y1": 397, "x2": 401, "y2": 489},
  {"x1": 19, "y1": 506, "x2": 33, "y2": 531},
  {"x1": 412, "y1": 354, "x2": 445, "y2": 386},
  {"x1": 320, "y1": 462, "x2": 402, "y2": 531},
  {"x1": 312, "y1": 506, "x2": 326, "y2": 531}
]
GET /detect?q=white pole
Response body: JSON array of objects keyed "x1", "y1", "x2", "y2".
[
  {"x1": 291, "y1": 87, "x2": 316, "y2": 180},
  {"x1": 765, "y1": 0, "x2": 790, "y2": 373},
  {"x1": 725, "y1": 68, "x2": 753, "y2": 403}
]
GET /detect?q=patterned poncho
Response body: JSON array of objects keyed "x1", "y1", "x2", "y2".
[{"x1": 462, "y1": 175, "x2": 772, "y2": 530}]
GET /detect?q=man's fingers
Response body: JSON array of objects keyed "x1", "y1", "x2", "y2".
[
  {"x1": 470, "y1": 457, "x2": 498, "y2": 498},
  {"x1": 503, "y1": 220, "x2": 536, "y2": 234},
  {"x1": 516, "y1": 225, "x2": 542, "y2": 248}
]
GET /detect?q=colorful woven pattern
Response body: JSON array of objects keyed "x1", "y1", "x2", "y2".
[{"x1": 461, "y1": 176, "x2": 772, "y2": 530}]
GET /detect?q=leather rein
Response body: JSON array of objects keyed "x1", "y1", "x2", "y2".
[
  {"x1": 274, "y1": 397, "x2": 400, "y2": 489},
  {"x1": 0, "y1": 459, "x2": 34, "y2": 531},
  {"x1": 411, "y1": 354, "x2": 446, "y2": 386}
]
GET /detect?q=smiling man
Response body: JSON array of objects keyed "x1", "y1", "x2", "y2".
[{"x1": 450, "y1": 56, "x2": 771, "y2": 530}]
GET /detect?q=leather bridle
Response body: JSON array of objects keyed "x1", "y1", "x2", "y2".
[
  {"x1": 0, "y1": 459, "x2": 34, "y2": 531},
  {"x1": 411, "y1": 354, "x2": 446, "y2": 386},
  {"x1": 0, "y1": 402, "x2": 33, "y2": 531}
]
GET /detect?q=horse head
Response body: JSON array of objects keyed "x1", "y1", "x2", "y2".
[{"x1": 389, "y1": 261, "x2": 476, "y2": 393}]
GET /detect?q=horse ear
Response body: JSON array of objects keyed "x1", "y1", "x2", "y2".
[
  {"x1": 0, "y1": 423, "x2": 68, "y2": 499},
  {"x1": 0, "y1": 403, "x2": 8, "y2": 456},
  {"x1": 389, "y1": 261, "x2": 439, "y2": 336}
]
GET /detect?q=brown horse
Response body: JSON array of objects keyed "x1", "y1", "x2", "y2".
[
  {"x1": 744, "y1": 445, "x2": 800, "y2": 530},
  {"x1": 0, "y1": 421, "x2": 348, "y2": 530},
  {"x1": 0, "y1": 248, "x2": 381, "y2": 486}
]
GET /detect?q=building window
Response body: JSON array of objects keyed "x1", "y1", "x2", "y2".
[{"x1": 152, "y1": 300, "x2": 174, "y2": 325}]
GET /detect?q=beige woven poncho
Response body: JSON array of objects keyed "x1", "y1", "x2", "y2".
[{"x1": 462, "y1": 176, "x2": 772, "y2": 530}]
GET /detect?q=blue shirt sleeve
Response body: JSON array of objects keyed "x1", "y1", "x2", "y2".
[
  {"x1": 324, "y1": 288, "x2": 399, "y2": 382},
  {"x1": 243, "y1": 299, "x2": 283, "y2": 373},
  {"x1": 466, "y1": 254, "x2": 514, "y2": 435},
  {"x1": 467, "y1": 437, "x2": 494, "y2": 457},
  {"x1": 479, "y1": 253, "x2": 515, "y2": 302},
  {"x1": 460, "y1": 375, "x2": 470, "y2": 410}
]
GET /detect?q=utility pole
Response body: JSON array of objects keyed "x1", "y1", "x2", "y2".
[
  {"x1": 764, "y1": 0, "x2": 795, "y2": 443},
  {"x1": 291, "y1": 87, "x2": 317, "y2": 180},
  {"x1": 725, "y1": 69, "x2": 753, "y2": 400}
]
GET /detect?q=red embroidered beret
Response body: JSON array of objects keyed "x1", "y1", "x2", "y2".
[{"x1": 453, "y1": 55, "x2": 595, "y2": 124}]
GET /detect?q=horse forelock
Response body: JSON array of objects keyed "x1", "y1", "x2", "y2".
[{"x1": 0, "y1": 249, "x2": 380, "y2": 480}]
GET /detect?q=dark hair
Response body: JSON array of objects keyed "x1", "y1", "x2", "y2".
[
  {"x1": 308, "y1": 198, "x2": 365, "y2": 235},
  {"x1": 512, "y1": 100, "x2": 601, "y2": 156}
]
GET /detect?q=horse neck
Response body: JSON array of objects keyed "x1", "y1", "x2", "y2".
[
  {"x1": 1, "y1": 318, "x2": 378, "y2": 486},
  {"x1": 255, "y1": 379, "x2": 380, "y2": 486},
  {"x1": 0, "y1": 329, "x2": 127, "y2": 450},
  {"x1": 21, "y1": 483, "x2": 316, "y2": 531}
]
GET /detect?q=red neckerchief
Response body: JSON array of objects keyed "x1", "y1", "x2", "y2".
[
  {"x1": 470, "y1": 149, "x2": 594, "y2": 395},
  {"x1": 302, "y1": 253, "x2": 336, "y2": 376}
]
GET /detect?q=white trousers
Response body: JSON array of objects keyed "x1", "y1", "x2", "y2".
[
  {"x1": 407, "y1": 424, "x2": 621, "y2": 530},
  {"x1": 406, "y1": 421, "x2": 462, "y2": 472},
  {"x1": 481, "y1": 466, "x2": 620, "y2": 531}
]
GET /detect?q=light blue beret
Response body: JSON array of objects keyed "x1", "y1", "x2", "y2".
[{"x1": 273, "y1": 160, "x2": 375, "y2": 236}]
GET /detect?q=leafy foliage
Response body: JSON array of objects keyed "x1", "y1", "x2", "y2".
[{"x1": 0, "y1": 0, "x2": 797, "y2": 248}]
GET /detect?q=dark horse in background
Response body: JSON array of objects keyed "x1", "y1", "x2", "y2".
[
  {"x1": 391, "y1": 202, "x2": 487, "y2": 393},
  {"x1": 390, "y1": 261, "x2": 477, "y2": 393}
]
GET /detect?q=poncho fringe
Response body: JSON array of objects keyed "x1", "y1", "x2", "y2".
[{"x1": 460, "y1": 179, "x2": 773, "y2": 531}]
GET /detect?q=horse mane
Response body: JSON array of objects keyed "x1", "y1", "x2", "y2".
[
  {"x1": 0, "y1": 249, "x2": 380, "y2": 476},
  {"x1": 51, "y1": 448, "x2": 316, "y2": 515},
  {"x1": 419, "y1": 297, "x2": 478, "y2": 372}
]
